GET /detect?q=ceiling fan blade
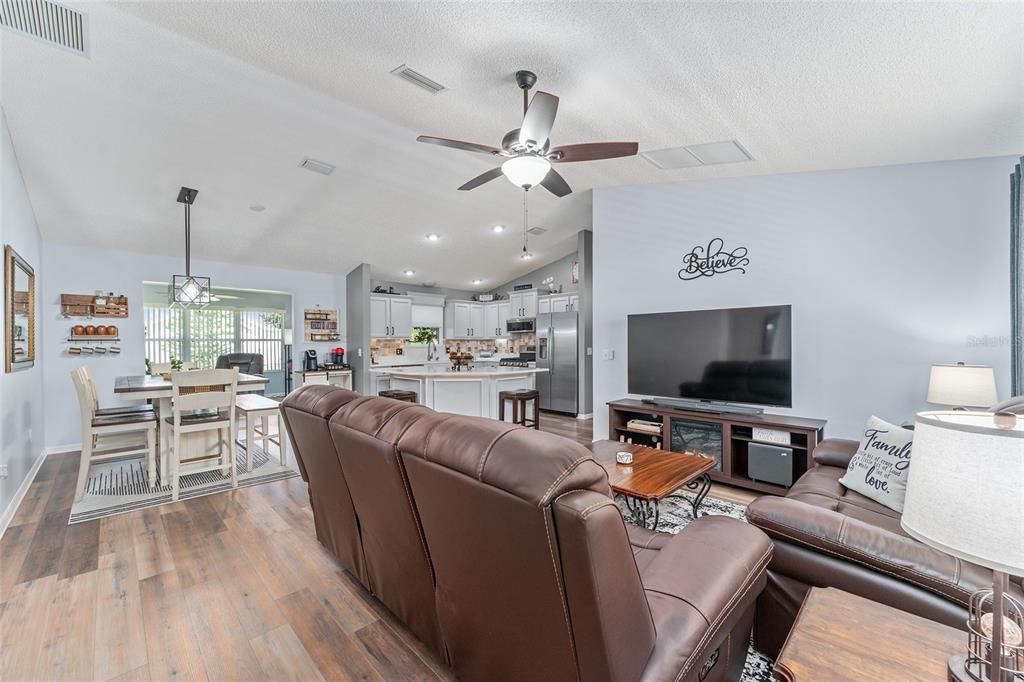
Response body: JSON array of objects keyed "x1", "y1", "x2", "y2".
[
  {"x1": 417, "y1": 136, "x2": 502, "y2": 156},
  {"x1": 518, "y1": 91, "x2": 559, "y2": 150},
  {"x1": 540, "y1": 168, "x2": 572, "y2": 197},
  {"x1": 458, "y1": 167, "x2": 505, "y2": 191},
  {"x1": 550, "y1": 142, "x2": 639, "y2": 162}
]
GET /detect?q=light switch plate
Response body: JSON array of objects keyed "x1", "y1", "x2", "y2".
[{"x1": 602, "y1": 349, "x2": 615, "y2": 360}]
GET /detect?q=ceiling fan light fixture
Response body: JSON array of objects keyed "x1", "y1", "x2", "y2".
[
  {"x1": 520, "y1": 251, "x2": 534, "y2": 261},
  {"x1": 502, "y1": 155, "x2": 550, "y2": 188}
]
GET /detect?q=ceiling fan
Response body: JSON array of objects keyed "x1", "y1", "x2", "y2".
[{"x1": 416, "y1": 70, "x2": 638, "y2": 197}]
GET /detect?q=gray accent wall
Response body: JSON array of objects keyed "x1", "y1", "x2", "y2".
[
  {"x1": 578, "y1": 229, "x2": 594, "y2": 416},
  {"x1": 346, "y1": 264, "x2": 372, "y2": 393},
  {"x1": 492, "y1": 251, "x2": 580, "y2": 295}
]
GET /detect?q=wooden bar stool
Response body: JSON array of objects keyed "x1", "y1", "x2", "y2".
[
  {"x1": 379, "y1": 390, "x2": 417, "y2": 403},
  {"x1": 499, "y1": 389, "x2": 540, "y2": 429},
  {"x1": 236, "y1": 394, "x2": 287, "y2": 471}
]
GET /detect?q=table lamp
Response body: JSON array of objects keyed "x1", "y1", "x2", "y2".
[
  {"x1": 928, "y1": 363, "x2": 998, "y2": 409},
  {"x1": 902, "y1": 410, "x2": 1024, "y2": 682}
]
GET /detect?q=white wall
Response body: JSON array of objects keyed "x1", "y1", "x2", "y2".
[
  {"x1": 42, "y1": 242, "x2": 347, "y2": 449},
  {"x1": 593, "y1": 156, "x2": 1016, "y2": 440},
  {"x1": 0, "y1": 110, "x2": 45, "y2": 525}
]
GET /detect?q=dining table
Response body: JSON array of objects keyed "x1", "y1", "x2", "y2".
[{"x1": 114, "y1": 372, "x2": 270, "y2": 471}]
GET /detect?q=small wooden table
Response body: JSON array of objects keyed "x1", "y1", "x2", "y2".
[
  {"x1": 587, "y1": 440, "x2": 716, "y2": 530},
  {"x1": 774, "y1": 587, "x2": 965, "y2": 681}
]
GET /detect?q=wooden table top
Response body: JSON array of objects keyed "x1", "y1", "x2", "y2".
[
  {"x1": 774, "y1": 587, "x2": 965, "y2": 682},
  {"x1": 114, "y1": 373, "x2": 268, "y2": 394},
  {"x1": 587, "y1": 440, "x2": 716, "y2": 501}
]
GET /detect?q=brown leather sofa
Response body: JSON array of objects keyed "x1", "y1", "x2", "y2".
[
  {"x1": 281, "y1": 386, "x2": 773, "y2": 682},
  {"x1": 747, "y1": 437, "x2": 1024, "y2": 658}
]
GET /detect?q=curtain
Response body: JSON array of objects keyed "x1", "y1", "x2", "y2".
[{"x1": 1013, "y1": 158, "x2": 1023, "y2": 396}]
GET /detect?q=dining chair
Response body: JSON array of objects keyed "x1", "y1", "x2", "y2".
[
  {"x1": 164, "y1": 368, "x2": 239, "y2": 500},
  {"x1": 71, "y1": 368, "x2": 158, "y2": 502},
  {"x1": 78, "y1": 365, "x2": 154, "y2": 417},
  {"x1": 150, "y1": 361, "x2": 198, "y2": 375}
]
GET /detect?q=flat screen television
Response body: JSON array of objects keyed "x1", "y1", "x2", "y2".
[{"x1": 628, "y1": 305, "x2": 792, "y2": 407}]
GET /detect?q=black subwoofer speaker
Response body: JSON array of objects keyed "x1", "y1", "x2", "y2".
[{"x1": 748, "y1": 442, "x2": 794, "y2": 487}]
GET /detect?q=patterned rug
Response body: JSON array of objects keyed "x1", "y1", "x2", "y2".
[
  {"x1": 67, "y1": 442, "x2": 299, "y2": 524},
  {"x1": 616, "y1": 490, "x2": 773, "y2": 682}
]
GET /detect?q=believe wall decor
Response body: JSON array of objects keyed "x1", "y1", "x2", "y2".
[{"x1": 678, "y1": 238, "x2": 750, "y2": 281}]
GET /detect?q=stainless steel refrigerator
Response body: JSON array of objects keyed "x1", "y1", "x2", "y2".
[{"x1": 536, "y1": 311, "x2": 578, "y2": 414}]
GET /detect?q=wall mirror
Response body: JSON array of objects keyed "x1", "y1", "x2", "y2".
[{"x1": 5, "y1": 245, "x2": 35, "y2": 372}]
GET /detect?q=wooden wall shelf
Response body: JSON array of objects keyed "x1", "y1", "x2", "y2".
[
  {"x1": 60, "y1": 293, "x2": 128, "y2": 318},
  {"x1": 608, "y1": 399, "x2": 826, "y2": 496},
  {"x1": 304, "y1": 307, "x2": 340, "y2": 342}
]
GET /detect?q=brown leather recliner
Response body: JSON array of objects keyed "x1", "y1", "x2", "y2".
[
  {"x1": 747, "y1": 437, "x2": 1024, "y2": 658},
  {"x1": 282, "y1": 387, "x2": 774, "y2": 682}
]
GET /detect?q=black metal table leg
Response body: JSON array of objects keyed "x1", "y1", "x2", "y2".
[
  {"x1": 619, "y1": 494, "x2": 659, "y2": 530},
  {"x1": 665, "y1": 473, "x2": 713, "y2": 519}
]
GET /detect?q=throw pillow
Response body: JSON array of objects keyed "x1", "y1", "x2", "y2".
[{"x1": 838, "y1": 416, "x2": 914, "y2": 513}]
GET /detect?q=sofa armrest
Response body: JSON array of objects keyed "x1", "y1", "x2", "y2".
[
  {"x1": 639, "y1": 516, "x2": 771, "y2": 682},
  {"x1": 811, "y1": 438, "x2": 859, "y2": 468},
  {"x1": 746, "y1": 496, "x2": 1005, "y2": 606}
]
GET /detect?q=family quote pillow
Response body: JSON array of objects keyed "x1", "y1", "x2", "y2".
[{"x1": 838, "y1": 416, "x2": 914, "y2": 513}]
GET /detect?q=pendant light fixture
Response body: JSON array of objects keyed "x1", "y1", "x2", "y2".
[
  {"x1": 520, "y1": 189, "x2": 533, "y2": 260},
  {"x1": 168, "y1": 186, "x2": 212, "y2": 307}
]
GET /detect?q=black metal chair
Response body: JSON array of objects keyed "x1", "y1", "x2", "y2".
[{"x1": 215, "y1": 352, "x2": 264, "y2": 376}]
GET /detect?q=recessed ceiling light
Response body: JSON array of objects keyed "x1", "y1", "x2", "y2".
[
  {"x1": 425, "y1": 233, "x2": 441, "y2": 242},
  {"x1": 402, "y1": 269, "x2": 416, "y2": 276},
  {"x1": 491, "y1": 225, "x2": 505, "y2": 233},
  {"x1": 520, "y1": 252, "x2": 534, "y2": 261},
  {"x1": 471, "y1": 279, "x2": 484, "y2": 285},
  {"x1": 249, "y1": 204, "x2": 265, "y2": 212}
]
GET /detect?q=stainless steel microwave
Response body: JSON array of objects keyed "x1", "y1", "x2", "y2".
[{"x1": 506, "y1": 319, "x2": 535, "y2": 334}]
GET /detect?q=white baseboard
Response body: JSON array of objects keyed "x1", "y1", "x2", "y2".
[
  {"x1": 0, "y1": 449, "x2": 47, "y2": 539},
  {"x1": 576, "y1": 413, "x2": 593, "y2": 420},
  {"x1": 46, "y1": 443, "x2": 81, "y2": 455}
]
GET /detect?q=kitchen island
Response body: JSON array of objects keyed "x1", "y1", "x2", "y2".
[{"x1": 387, "y1": 367, "x2": 548, "y2": 421}]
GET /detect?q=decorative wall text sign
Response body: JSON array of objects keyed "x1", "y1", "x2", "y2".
[{"x1": 678, "y1": 238, "x2": 750, "y2": 281}]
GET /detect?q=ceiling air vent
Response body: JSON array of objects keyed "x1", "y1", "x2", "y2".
[
  {"x1": 527, "y1": 226, "x2": 547, "y2": 236},
  {"x1": 390, "y1": 64, "x2": 446, "y2": 94},
  {"x1": 298, "y1": 158, "x2": 335, "y2": 176},
  {"x1": 0, "y1": 0, "x2": 89, "y2": 57}
]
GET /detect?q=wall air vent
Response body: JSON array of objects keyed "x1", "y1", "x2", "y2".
[
  {"x1": 0, "y1": 0, "x2": 89, "y2": 57},
  {"x1": 527, "y1": 226, "x2": 547, "y2": 236},
  {"x1": 298, "y1": 158, "x2": 335, "y2": 176},
  {"x1": 390, "y1": 64, "x2": 446, "y2": 94}
]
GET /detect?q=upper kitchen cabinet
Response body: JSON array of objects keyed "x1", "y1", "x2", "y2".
[
  {"x1": 370, "y1": 294, "x2": 413, "y2": 338},
  {"x1": 539, "y1": 294, "x2": 579, "y2": 314},
  {"x1": 508, "y1": 289, "x2": 538, "y2": 319}
]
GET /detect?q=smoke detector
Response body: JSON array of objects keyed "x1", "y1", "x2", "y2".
[
  {"x1": 527, "y1": 226, "x2": 547, "y2": 236},
  {"x1": 0, "y1": 0, "x2": 89, "y2": 57}
]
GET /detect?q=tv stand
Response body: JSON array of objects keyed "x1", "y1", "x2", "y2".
[
  {"x1": 640, "y1": 397, "x2": 764, "y2": 416},
  {"x1": 609, "y1": 398, "x2": 826, "y2": 496}
]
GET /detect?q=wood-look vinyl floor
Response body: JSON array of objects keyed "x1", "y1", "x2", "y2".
[{"x1": 1, "y1": 414, "x2": 758, "y2": 682}]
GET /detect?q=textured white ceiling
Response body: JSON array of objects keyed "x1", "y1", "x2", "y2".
[{"x1": 3, "y1": 1, "x2": 1022, "y2": 288}]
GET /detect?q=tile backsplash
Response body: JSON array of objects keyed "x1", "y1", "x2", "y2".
[{"x1": 371, "y1": 334, "x2": 537, "y2": 360}]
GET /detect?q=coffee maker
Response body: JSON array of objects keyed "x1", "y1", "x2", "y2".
[
  {"x1": 303, "y1": 349, "x2": 318, "y2": 371},
  {"x1": 331, "y1": 347, "x2": 345, "y2": 365}
]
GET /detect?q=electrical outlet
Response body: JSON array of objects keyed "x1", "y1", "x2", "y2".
[
  {"x1": 601, "y1": 349, "x2": 615, "y2": 361},
  {"x1": 0, "y1": 464, "x2": 8, "y2": 479},
  {"x1": 586, "y1": 347, "x2": 594, "y2": 356}
]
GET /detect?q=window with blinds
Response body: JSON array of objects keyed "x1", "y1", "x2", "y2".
[{"x1": 144, "y1": 305, "x2": 284, "y2": 371}]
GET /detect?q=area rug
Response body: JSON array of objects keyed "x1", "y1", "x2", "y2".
[
  {"x1": 67, "y1": 442, "x2": 299, "y2": 524},
  {"x1": 616, "y1": 490, "x2": 773, "y2": 682}
]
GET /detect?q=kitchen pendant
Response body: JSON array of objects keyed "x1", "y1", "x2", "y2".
[{"x1": 168, "y1": 186, "x2": 212, "y2": 308}]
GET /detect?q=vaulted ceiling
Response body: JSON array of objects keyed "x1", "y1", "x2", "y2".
[{"x1": 3, "y1": 1, "x2": 1021, "y2": 288}]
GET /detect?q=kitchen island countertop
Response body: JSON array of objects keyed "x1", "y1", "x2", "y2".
[{"x1": 388, "y1": 367, "x2": 547, "y2": 379}]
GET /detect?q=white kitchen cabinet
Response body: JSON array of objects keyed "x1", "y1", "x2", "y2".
[
  {"x1": 508, "y1": 290, "x2": 538, "y2": 318},
  {"x1": 569, "y1": 294, "x2": 579, "y2": 312},
  {"x1": 550, "y1": 295, "x2": 570, "y2": 312},
  {"x1": 484, "y1": 304, "x2": 500, "y2": 338},
  {"x1": 370, "y1": 294, "x2": 413, "y2": 338},
  {"x1": 538, "y1": 297, "x2": 551, "y2": 315},
  {"x1": 498, "y1": 302, "x2": 510, "y2": 335},
  {"x1": 451, "y1": 302, "x2": 472, "y2": 338}
]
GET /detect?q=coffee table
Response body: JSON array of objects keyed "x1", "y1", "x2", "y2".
[
  {"x1": 587, "y1": 440, "x2": 716, "y2": 530},
  {"x1": 773, "y1": 587, "x2": 964, "y2": 681}
]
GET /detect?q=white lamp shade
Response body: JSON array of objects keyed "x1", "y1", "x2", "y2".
[
  {"x1": 283, "y1": 329, "x2": 294, "y2": 346},
  {"x1": 901, "y1": 411, "x2": 1024, "y2": 576},
  {"x1": 502, "y1": 155, "x2": 551, "y2": 188},
  {"x1": 926, "y1": 363, "x2": 998, "y2": 407}
]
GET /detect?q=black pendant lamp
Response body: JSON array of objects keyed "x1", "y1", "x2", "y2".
[{"x1": 168, "y1": 186, "x2": 211, "y2": 307}]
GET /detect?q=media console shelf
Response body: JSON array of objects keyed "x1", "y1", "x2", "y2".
[{"x1": 608, "y1": 399, "x2": 826, "y2": 495}]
